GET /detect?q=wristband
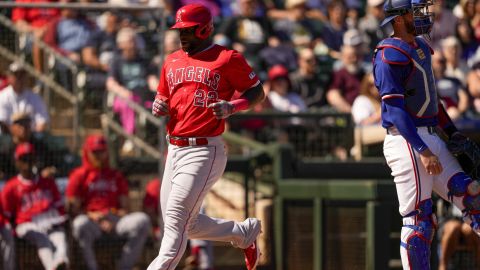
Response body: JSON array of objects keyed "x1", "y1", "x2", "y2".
[{"x1": 230, "y1": 98, "x2": 250, "y2": 113}]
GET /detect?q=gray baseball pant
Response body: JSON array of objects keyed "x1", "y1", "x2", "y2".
[
  {"x1": 72, "y1": 212, "x2": 151, "y2": 270},
  {"x1": 15, "y1": 222, "x2": 68, "y2": 270},
  {"x1": 147, "y1": 136, "x2": 258, "y2": 270},
  {"x1": 0, "y1": 225, "x2": 15, "y2": 270}
]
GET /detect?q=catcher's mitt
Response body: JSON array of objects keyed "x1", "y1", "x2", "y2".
[{"x1": 447, "y1": 132, "x2": 480, "y2": 179}]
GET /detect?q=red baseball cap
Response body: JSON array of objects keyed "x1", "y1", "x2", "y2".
[
  {"x1": 85, "y1": 134, "x2": 107, "y2": 151},
  {"x1": 15, "y1": 142, "x2": 35, "y2": 160},
  {"x1": 268, "y1": 65, "x2": 289, "y2": 81}
]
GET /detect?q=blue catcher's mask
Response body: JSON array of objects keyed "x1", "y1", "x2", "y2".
[
  {"x1": 381, "y1": 0, "x2": 434, "y2": 36},
  {"x1": 411, "y1": 0, "x2": 434, "y2": 36}
]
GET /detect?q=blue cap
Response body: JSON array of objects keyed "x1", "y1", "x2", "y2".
[{"x1": 380, "y1": 14, "x2": 399, "y2": 27}]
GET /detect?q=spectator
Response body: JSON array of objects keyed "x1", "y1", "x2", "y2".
[
  {"x1": 11, "y1": 0, "x2": 60, "y2": 72},
  {"x1": 289, "y1": 47, "x2": 329, "y2": 109},
  {"x1": 321, "y1": 0, "x2": 348, "y2": 59},
  {"x1": 0, "y1": 189, "x2": 15, "y2": 270},
  {"x1": 0, "y1": 112, "x2": 63, "y2": 181},
  {"x1": 0, "y1": 61, "x2": 49, "y2": 134},
  {"x1": 66, "y1": 134, "x2": 151, "y2": 270},
  {"x1": 267, "y1": 64, "x2": 307, "y2": 113},
  {"x1": 358, "y1": 0, "x2": 391, "y2": 55},
  {"x1": 432, "y1": 50, "x2": 469, "y2": 121},
  {"x1": 214, "y1": 0, "x2": 273, "y2": 71},
  {"x1": 351, "y1": 73, "x2": 381, "y2": 126},
  {"x1": 326, "y1": 44, "x2": 366, "y2": 113},
  {"x1": 455, "y1": 19, "x2": 480, "y2": 66},
  {"x1": 268, "y1": 0, "x2": 323, "y2": 48},
  {"x1": 441, "y1": 36, "x2": 469, "y2": 83},
  {"x1": 258, "y1": 35, "x2": 298, "y2": 77},
  {"x1": 43, "y1": 0, "x2": 98, "y2": 90},
  {"x1": 106, "y1": 27, "x2": 158, "y2": 154},
  {"x1": 438, "y1": 205, "x2": 480, "y2": 270},
  {"x1": 351, "y1": 73, "x2": 384, "y2": 160},
  {"x1": 430, "y1": 0, "x2": 458, "y2": 48},
  {"x1": 333, "y1": 28, "x2": 371, "y2": 70},
  {"x1": 143, "y1": 178, "x2": 214, "y2": 270},
  {"x1": 81, "y1": 11, "x2": 122, "y2": 96},
  {"x1": 1, "y1": 142, "x2": 68, "y2": 270},
  {"x1": 467, "y1": 61, "x2": 480, "y2": 115}
]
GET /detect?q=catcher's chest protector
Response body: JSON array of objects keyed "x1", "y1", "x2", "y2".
[{"x1": 376, "y1": 37, "x2": 438, "y2": 118}]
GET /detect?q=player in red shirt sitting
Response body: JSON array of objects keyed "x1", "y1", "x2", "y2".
[
  {"x1": 1, "y1": 142, "x2": 68, "y2": 270},
  {"x1": 148, "y1": 3, "x2": 265, "y2": 270},
  {"x1": 66, "y1": 134, "x2": 151, "y2": 270}
]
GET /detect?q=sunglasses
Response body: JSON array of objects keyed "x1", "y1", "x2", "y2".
[{"x1": 18, "y1": 154, "x2": 35, "y2": 163}]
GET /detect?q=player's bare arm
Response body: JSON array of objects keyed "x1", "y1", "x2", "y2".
[
  {"x1": 208, "y1": 84, "x2": 265, "y2": 119},
  {"x1": 66, "y1": 197, "x2": 83, "y2": 217}
]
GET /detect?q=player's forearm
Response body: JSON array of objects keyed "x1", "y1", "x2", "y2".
[
  {"x1": 235, "y1": 83, "x2": 265, "y2": 111},
  {"x1": 385, "y1": 100, "x2": 429, "y2": 152}
]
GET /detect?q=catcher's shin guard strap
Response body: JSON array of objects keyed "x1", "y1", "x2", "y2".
[{"x1": 400, "y1": 199, "x2": 435, "y2": 270}]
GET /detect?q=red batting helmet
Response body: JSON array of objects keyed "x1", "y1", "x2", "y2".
[{"x1": 171, "y1": 4, "x2": 213, "y2": 40}]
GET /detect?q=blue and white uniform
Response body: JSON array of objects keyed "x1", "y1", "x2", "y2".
[{"x1": 374, "y1": 36, "x2": 480, "y2": 270}]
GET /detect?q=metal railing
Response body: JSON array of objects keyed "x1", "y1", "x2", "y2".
[{"x1": 0, "y1": 2, "x2": 166, "y2": 153}]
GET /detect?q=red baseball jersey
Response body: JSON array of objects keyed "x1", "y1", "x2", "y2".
[
  {"x1": 143, "y1": 179, "x2": 160, "y2": 215},
  {"x1": 12, "y1": 0, "x2": 60, "y2": 28},
  {"x1": 66, "y1": 167, "x2": 129, "y2": 214},
  {"x1": 0, "y1": 189, "x2": 8, "y2": 226},
  {"x1": 1, "y1": 175, "x2": 64, "y2": 225},
  {"x1": 157, "y1": 44, "x2": 260, "y2": 137}
]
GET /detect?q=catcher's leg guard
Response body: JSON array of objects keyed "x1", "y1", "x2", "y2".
[
  {"x1": 447, "y1": 172, "x2": 480, "y2": 232},
  {"x1": 400, "y1": 199, "x2": 436, "y2": 270}
]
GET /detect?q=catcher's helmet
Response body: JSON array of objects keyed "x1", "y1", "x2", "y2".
[
  {"x1": 381, "y1": 0, "x2": 434, "y2": 36},
  {"x1": 171, "y1": 4, "x2": 213, "y2": 40}
]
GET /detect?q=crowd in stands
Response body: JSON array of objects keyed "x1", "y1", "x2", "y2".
[
  {"x1": 0, "y1": 0, "x2": 480, "y2": 268},
  {"x1": 1, "y1": 0, "x2": 480, "y2": 151}
]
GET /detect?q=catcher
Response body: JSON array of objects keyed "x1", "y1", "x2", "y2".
[{"x1": 373, "y1": 0, "x2": 480, "y2": 268}]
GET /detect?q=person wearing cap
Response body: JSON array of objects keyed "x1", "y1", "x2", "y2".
[
  {"x1": 0, "y1": 112, "x2": 64, "y2": 181},
  {"x1": 267, "y1": 64, "x2": 307, "y2": 114},
  {"x1": 66, "y1": 134, "x2": 151, "y2": 270},
  {"x1": 373, "y1": 0, "x2": 480, "y2": 268},
  {"x1": 326, "y1": 44, "x2": 366, "y2": 113},
  {"x1": 0, "y1": 61, "x2": 49, "y2": 133},
  {"x1": 1, "y1": 142, "x2": 69, "y2": 270},
  {"x1": 358, "y1": 0, "x2": 392, "y2": 54}
]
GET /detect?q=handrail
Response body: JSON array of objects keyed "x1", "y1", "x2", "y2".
[
  {"x1": 101, "y1": 114, "x2": 162, "y2": 159},
  {"x1": 0, "y1": 13, "x2": 78, "y2": 72},
  {"x1": 102, "y1": 90, "x2": 165, "y2": 160},
  {"x1": 0, "y1": 45, "x2": 77, "y2": 104},
  {"x1": 0, "y1": 2, "x2": 164, "y2": 10}
]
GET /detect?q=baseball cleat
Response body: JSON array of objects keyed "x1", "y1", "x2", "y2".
[{"x1": 243, "y1": 240, "x2": 261, "y2": 270}]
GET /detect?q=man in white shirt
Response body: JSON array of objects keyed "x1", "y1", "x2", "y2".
[{"x1": 0, "y1": 61, "x2": 49, "y2": 133}]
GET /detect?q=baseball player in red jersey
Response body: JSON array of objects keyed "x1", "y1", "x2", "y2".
[
  {"x1": 0, "y1": 187, "x2": 15, "y2": 270},
  {"x1": 66, "y1": 134, "x2": 151, "y2": 270},
  {"x1": 1, "y1": 142, "x2": 68, "y2": 270},
  {"x1": 147, "y1": 3, "x2": 265, "y2": 270}
]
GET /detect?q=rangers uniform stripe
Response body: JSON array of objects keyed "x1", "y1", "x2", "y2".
[{"x1": 382, "y1": 94, "x2": 404, "y2": 99}]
